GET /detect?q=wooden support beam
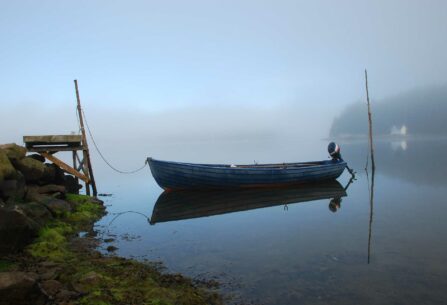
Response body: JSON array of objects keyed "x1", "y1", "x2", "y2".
[{"x1": 40, "y1": 152, "x2": 90, "y2": 183}]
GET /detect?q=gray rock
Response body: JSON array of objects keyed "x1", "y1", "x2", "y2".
[
  {"x1": 0, "y1": 144, "x2": 27, "y2": 162},
  {"x1": 79, "y1": 271, "x2": 103, "y2": 285},
  {"x1": 0, "y1": 272, "x2": 46, "y2": 305},
  {"x1": 40, "y1": 279, "x2": 63, "y2": 298},
  {"x1": 38, "y1": 184, "x2": 66, "y2": 195},
  {"x1": 15, "y1": 157, "x2": 45, "y2": 182},
  {"x1": 53, "y1": 164, "x2": 66, "y2": 184},
  {"x1": 55, "y1": 289, "x2": 79, "y2": 302},
  {"x1": 27, "y1": 154, "x2": 45, "y2": 163},
  {"x1": 0, "y1": 172, "x2": 26, "y2": 202},
  {"x1": 64, "y1": 175, "x2": 82, "y2": 194},
  {"x1": 15, "y1": 202, "x2": 53, "y2": 227},
  {"x1": 39, "y1": 267, "x2": 61, "y2": 281},
  {"x1": 0, "y1": 208, "x2": 40, "y2": 255},
  {"x1": 43, "y1": 198, "x2": 72, "y2": 216},
  {"x1": 25, "y1": 185, "x2": 46, "y2": 203},
  {"x1": 40, "y1": 164, "x2": 56, "y2": 184}
]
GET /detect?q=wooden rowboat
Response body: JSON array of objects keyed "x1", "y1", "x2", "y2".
[
  {"x1": 147, "y1": 157, "x2": 347, "y2": 191},
  {"x1": 150, "y1": 180, "x2": 347, "y2": 224}
]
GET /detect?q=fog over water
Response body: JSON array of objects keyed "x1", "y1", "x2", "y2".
[{"x1": 1, "y1": 0, "x2": 447, "y2": 149}]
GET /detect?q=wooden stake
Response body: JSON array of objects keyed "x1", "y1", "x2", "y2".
[
  {"x1": 365, "y1": 70, "x2": 376, "y2": 171},
  {"x1": 74, "y1": 80, "x2": 98, "y2": 196}
]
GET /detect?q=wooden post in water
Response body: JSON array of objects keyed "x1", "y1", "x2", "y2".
[
  {"x1": 364, "y1": 69, "x2": 376, "y2": 263},
  {"x1": 365, "y1": 70, "x2": 376, "y2": 171},
  {"x1": 74, "y1": 80, "x2": 98, "y2": 196}
]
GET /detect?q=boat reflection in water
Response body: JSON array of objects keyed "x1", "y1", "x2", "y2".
[{"x1": 150, "y1": 180, "x2": 349, "y2": 225}]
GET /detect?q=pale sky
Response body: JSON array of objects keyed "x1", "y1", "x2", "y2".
[{"x1": 1, "y1": 0, "x2": 446, "y2": 144}]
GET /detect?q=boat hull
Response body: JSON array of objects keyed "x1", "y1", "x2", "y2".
[{"x1": 148, "y1": 158, "x2": 347, "y2": 190}]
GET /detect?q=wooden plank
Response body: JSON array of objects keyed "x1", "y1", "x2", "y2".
[
  {"x1": 40, "y1": 152, "x2": 90, "y2": 183},
  {"x1": 26, "y1": 146, "x2": 84, "y2": 152},
  {"x1": 23, "y1": 135, "x2": 82, "y2": 145}
]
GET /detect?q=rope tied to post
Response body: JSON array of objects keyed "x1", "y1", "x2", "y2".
[{"x1": 80, "y1": 108, "x2": 148, "y2": 174}]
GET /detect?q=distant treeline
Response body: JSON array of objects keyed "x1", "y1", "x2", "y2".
[{"x1": 330, "y1": 85, "x2": 447, "y2": 137}]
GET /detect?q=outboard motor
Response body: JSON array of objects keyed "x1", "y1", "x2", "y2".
[{"x1": 328, "y1": 142, "x2": 342, "y2": 160}]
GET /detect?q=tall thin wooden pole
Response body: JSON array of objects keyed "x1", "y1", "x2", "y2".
[
  {"x1": 365, "y1": 69, "x2": 376, "y2": 264},
  {"x1": 365, "y1": 70, "x2": 376, "y2": 171},
  {"x1": 74, "y1": 79, "x2": 98, "y2": 196}
]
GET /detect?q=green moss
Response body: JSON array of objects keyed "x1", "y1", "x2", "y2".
[
  {"x1": 25, "y1": 194, "x2": 220, "y2": 305},
  {"x1": 27, "y1": 223, "x2": 74, "y2": 262},
  {"x1": 66, "y1": 193, "x2": 91, "y2": 204},
  {"x1": 0, "y1": 260, "x2": 16, "y2": 272},
  {"x1": 65, "y1": 194, "x2": 105, "y2": 223},
  {"x1": 67, "y1": 202, "x2": 104, "y2": 223}
]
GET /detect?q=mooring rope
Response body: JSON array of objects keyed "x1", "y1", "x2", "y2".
[{"x1": 80, "y1": 108, "x2": 148, "y2": 174}]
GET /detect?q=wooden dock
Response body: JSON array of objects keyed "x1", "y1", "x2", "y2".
[
  {"x1": 23, "y1": 80, "x2": 97, "y2": 196},
  {"x1": 23, "y1": 134, "x2": 97, "y2": 195}
]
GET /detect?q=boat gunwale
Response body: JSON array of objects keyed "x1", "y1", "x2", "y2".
[{"x1": 147, "y1": 157, "x2": 346, "y2": 171}]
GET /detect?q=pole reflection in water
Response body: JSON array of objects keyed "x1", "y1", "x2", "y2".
[{"x1": 366, "y1": 164, "x2": 376, "y2": 264}]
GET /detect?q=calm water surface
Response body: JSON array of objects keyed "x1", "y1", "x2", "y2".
[{"x1": 91, "y1": 137, "x2": 447, "y2": 305}]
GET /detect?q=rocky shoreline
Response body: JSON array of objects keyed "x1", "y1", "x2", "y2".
[{"x1": 0, "y1": 144, "x2": 221, "y2": 305}]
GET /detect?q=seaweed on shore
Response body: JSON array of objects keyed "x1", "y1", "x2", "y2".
[{"x1": 22, "y1": 194, "x2": 222, "y2": 305}]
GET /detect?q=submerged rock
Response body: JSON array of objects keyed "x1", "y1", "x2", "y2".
[
  {"x1": 0, "y1": 272, "x2": 46, "y2": 305},
  {"x1": 106, "y1": 245, "x2": 118, "y2": 252}
]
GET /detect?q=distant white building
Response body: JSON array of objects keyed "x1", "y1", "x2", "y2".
[{"x1": 390, "y1": 125, "x2": 407, "y2": 136}]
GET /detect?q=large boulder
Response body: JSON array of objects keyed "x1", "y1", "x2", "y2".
[
  {"x1": 43, "y1": 198, "x2": 72, "y2": 217},
  {"x1": 25, "y1": 185, "x2": 45, "y2": 203},
  {"x1": 15, "y1": 202, "x2": 53, "y2": 227},
  {"x1": 0, "y1": 272, "x2": 46, "y2": 305},
  {"x1": 0, "y1": 150, "x2": 17, "y2": 183},
  {"x1": 64, "y1": 175, "x2": 82, "y2": 194},
  {"x1": 15, "y1": 157, "x2": 45, "y2": 182},
  {"x1": 38, "y1": 184, "x2": 66, "y2": 195},
  {"x1": 0, "y1": 144, "x2": 26, "y2": 162},
  {"x1": 0, "y1": 208, "x2": 40, "y2": 255},
  {"x1": 40, "y1": 164, "x2": 56, "y2": 184},
  {"x1": 27, "y1": 154, "x2": 45, "y2": 163},
  {"x1": 0, "y1": 172, "x2": 26, "y2": 202}
]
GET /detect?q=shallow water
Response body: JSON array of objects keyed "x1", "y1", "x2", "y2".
[{"x1": 92, "y1": 137, "x2": 447, "y2": 305}]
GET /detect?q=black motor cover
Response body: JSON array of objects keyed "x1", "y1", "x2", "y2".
[{"x1": 328, "y1": 142, "x2": 342, "y2": 160}]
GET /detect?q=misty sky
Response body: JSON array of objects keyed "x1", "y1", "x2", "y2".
[{"x1": 1, "y1": 0, "x2": 446, "y2": 145}]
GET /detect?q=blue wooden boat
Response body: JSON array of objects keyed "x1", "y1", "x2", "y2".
[{"x1": 147, "y1": 150, "x2": 347, "y2": 190}]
